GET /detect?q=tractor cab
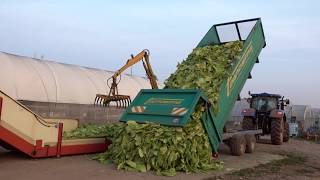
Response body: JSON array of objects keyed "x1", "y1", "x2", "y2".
[
  {"x1": 250, "y1": 93, "x2": 282, "y2": 112},
  {"x1": 249, "y1": 92, "x2": 289, "y2": 112}
]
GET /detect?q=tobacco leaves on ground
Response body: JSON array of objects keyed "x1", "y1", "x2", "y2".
[
  {"x1": 93, "y1": 106, "x2": 224, "y2": 176},
  {"x1": 63, "y1": 41, "x2": 243, "y2": 176}
]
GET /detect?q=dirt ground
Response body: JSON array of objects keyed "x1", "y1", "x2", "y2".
[
  {"x1": 211, "y1": 137, "x2": 320, "y2": 180},
  {"x1": 0, "y1": 137, "x2": 319, "y2": 180}
]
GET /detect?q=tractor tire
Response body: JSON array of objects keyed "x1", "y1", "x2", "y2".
[
  {"x1": 230, "y1": 134, "x2": 246, "y2": 156},
  {"x1": 271, "y1": 118, "x2": 284, "y2": 145},
  {"x1": 242, "y1": 117, "x2": 255, "y2": 130},
  {"x1": 283, "y1": 122, "x2": 290, "y2": 142},
  {"x1": 244, "y1": 134, "x2": 256, "y2": 153}
]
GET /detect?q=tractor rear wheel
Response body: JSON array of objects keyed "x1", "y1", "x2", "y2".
[
  {"x1": 271, "y1": 118, "x2": 284, "y2": 145},
  {"x1": 242, "y1": 117, "x2": 255, "y2": 130},
  {"x1": 245, "y1": 134, "x2": 256, "y2": 153},
  {"x1": 283, "y1": 122, "x2": 290, "y2": 142},
  {"x1": 230, "y1": 134, "x2": 246, "y2": 156}
]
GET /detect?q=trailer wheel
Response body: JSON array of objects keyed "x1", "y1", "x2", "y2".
[
  {"x1": 283, "y1": 122, "x2": 289, "y2": 142},
  {"x1": 271, "y1": 118, "x2": 283, "y2": 145},
  {"x1": 244, "y1": 134, "x2": 256, "y2": 153},
  {"x1": 230, "y1": 134, "x2": 246, "y2": 156},
  {"x1": 242, "y1": 117, "x2": 255, "y2": 130}
]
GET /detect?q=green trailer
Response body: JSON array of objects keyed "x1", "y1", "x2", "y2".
[{"x1": 121, "y1": 18, "x2": 266, "y2": 156}]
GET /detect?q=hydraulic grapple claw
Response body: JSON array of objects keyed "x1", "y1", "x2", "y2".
[{"x1": 94, "y1": 94, "x2": 131, "y2": 108}]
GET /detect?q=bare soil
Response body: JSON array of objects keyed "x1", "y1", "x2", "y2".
[
  {"x1": 209, "y1": 137, "x2": 320, "y2": 180},
  {"x1": 0, "y1": 137, "x2": 319, "y2": 180}
]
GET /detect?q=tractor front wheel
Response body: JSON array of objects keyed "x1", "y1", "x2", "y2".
[{"x1": 271, "y1": 118, "x2": 284, "y2": 145}]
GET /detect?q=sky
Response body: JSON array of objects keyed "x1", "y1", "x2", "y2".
[{"x1": 0, "y1": 1, "x2": 319, "y2": 107}]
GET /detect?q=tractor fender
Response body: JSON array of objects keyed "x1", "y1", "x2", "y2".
[
  {"x1": 270, "y1": 109, "x2": 285, "y2": 119},
  {"x1": 241, "y1": 108, "x2": 256, "y2": 117}
]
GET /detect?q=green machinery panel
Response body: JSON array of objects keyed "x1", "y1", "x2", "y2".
[
  {"x1": 121, "y1": 18, "x2": 266, "y2": 153},
  {"x1": 120, "y1": 89, "x2": 222, "y2": 152},
  {"x1": 121, "y1": 89, "x2": 206, "y2": 126}
]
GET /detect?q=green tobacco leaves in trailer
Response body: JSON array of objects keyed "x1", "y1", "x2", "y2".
[{"x1": 165, "y1": 41, "x2": 243, "y2": 113}]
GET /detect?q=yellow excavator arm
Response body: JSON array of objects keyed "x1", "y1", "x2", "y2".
[
  {"x1": 112, "y1": 49, "x2": 158, "y2": 89},
  {"x1": 94, "y1": 49, "x2": 158, "y2": 107}
]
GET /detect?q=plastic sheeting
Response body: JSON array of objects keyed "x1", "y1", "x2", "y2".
[
  {"x1": 0, "y1": 52, "x2": 162, "y2": 104},
  {"x1": 291, "y1": 105, "x2": 311, "y2": 121}
]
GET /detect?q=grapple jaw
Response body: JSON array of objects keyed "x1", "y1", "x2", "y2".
[{"x1": 94, "y1": 94, "x2": 131, "y2": 108}]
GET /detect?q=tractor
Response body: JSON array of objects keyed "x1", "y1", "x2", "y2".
[{"x1": 242, "y1": 92, "x2": 290, "y2": 145}]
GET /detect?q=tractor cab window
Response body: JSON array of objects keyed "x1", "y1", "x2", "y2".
[{"x1": 251, "y1": 97, "x2": 277, "y2": 112}]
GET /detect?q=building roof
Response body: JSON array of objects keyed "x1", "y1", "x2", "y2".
[{"x1": 0, "y1": 52, "x2": 162, "y2": 104}]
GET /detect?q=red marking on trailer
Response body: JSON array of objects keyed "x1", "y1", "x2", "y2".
[
  {"x1": 171, "y1": 108, "x2": 188, "y2": 116},
  {"x1": 131, "y1": 106, "x2": 146, "y2": 113}
]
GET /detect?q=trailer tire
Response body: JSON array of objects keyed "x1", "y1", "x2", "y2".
[
  {"x1": 242, "y1": 117, "x2": 255, "y2": 130},
  {"x1": 230, "y1": 134, "x2": 246, "y2": 156},
  {"x1": 271, "y1": 118, "x2": 283, "y2": 145},
  {"x1": 283, "y1": 122, "x2": 289, "y2": 142},
  {"x1": 244, "y1": 134, "x2": 256, "y2": 153}
]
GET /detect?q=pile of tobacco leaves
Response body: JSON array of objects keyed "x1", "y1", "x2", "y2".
[
  {"x1": 63, "y1": 41, "x2": 243, "y2": 176},
  {"x1": 92, "y1": 106, "x2": 223, "y2": 176}
]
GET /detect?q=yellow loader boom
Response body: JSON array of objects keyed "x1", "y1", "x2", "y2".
[{"x1": 94, "y1": 49, "x2": 158, "y2": 108}]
